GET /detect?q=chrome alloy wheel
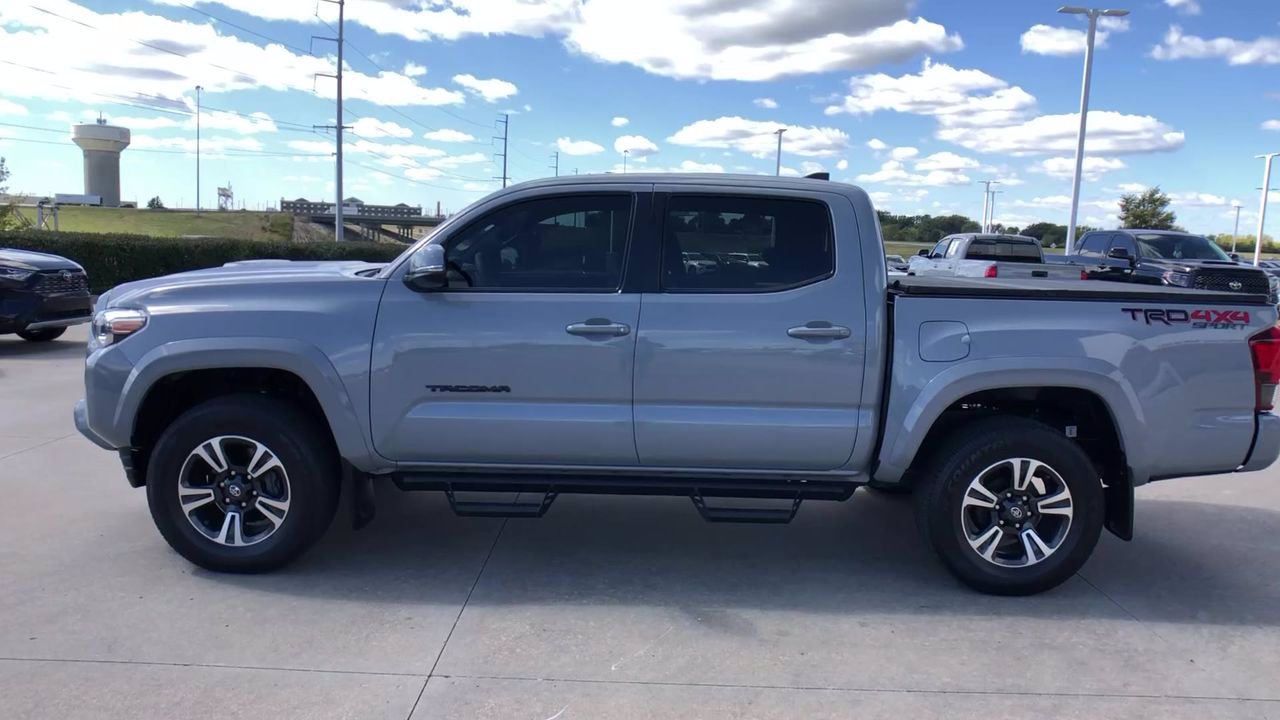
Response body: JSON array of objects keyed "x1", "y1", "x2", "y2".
[
  {"x1": 177, "y1": 435, "x2": 291, "y2": 547},
  {"x1": 960, "y1": 458, "x2": 1074, "y2": 567}
]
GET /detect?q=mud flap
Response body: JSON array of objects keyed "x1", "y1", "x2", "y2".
[
  {"x1": 1103, "y1": 472, "x2": 1133, "y2": 541},
  {"x1": 349, "y1": 469, "x2": 376, "y2": 530}
]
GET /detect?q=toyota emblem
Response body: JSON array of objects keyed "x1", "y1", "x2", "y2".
[
  {"x1": 59, "y1": 269, "x2": 74, "y2": 280},
  {"x1": 1229, "y1": 280, "x2": 1243, "y2": 291}
]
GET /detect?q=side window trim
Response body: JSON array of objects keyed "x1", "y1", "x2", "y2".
[
  {"x1": 657, "y1": 193, "x2": 836, "y2": 295},
  {"x1": 438, "y1": 191, "x2": 638, "y2": 294}
]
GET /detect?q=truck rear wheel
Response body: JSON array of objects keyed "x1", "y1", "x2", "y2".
[
  {"x1": 914, "y1": 416, "x2": 1103, "y2": 596},
  {"x1": 145, "y1": 394, "x2": 339, "y2": 573}
]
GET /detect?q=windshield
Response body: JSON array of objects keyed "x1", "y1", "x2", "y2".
[{"x1": 1135, "y1": 233, "x2": 1230, "y2": 261}]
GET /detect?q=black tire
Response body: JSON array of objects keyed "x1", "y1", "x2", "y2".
[
  {"x1": 17, "y1": 327, "x2": 66, "y2": 342},
  {"x1": 914, "y1": 416, "x2": 1104, "y2": 596},
  {"x1": 145, "y1": 394, "x2": 340, "y2": 573}
]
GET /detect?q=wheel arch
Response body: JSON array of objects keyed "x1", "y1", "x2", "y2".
[{"x1": 118, "y1": 338, "x2": 383, "y2": 485}]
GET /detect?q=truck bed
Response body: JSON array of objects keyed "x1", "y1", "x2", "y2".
[{"x1": 890, "y1": 275, "x2": 1273, "y2": 305}]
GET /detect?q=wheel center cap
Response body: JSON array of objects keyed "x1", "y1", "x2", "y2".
[
  {"x1": 1008, "y1": 505, "x2": 1025, "y2": 521},
  {"x1": 227, "y1": 483, "x2": 244, "y2": 499}
]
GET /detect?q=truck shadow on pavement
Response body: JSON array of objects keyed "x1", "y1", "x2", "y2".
[{"x1": 196, "y1": 484, "x2": 1280, "y2": 627}]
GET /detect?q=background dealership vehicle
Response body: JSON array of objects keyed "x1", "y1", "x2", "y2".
[
  {"x1": 885, "y1": 254, "x2": 910, "y2": 273},
  {"x1": 908, "y1": 233, "x2": 1082, "y2": 280},
  {"x1": 0, "y1": 248, "x2": 92, "y2": 342},
  {"x1": 75, "y1": 175, "x2": 1280, "y2": 596},
  {"x1": 1069, "y1": 229, "x2": 1277, "y2": 300}
]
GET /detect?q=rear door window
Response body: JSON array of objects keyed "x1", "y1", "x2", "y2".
[
  {"x1": 662, "y1": 195, "x2": 833, "y2": 292},
  {"x1": 1078, "y1": 233, "x2": 1109, "y2": 257}
]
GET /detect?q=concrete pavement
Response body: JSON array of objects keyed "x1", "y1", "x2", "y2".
[{"x1": 2, "y1": 326, "x2": 1278, "y2": 719}]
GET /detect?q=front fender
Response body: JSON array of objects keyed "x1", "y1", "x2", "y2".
[
  {"x1": 875, "y1": 357, "x2": 1147, "y2": 485},
  {"x1": 115, "y1": 337, "x2": 386, "y2": 472}
]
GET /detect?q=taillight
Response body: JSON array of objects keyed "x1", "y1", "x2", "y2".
[
  {"x1": 984, "y1": 264, "x2": 998, "y2": 278},
  {"x1": 1080, "y1": 270, "x2": 1089, "y2": 280},
  {"x1": 1248, "y1": 325, "x2": 1280, "y2": 411}
]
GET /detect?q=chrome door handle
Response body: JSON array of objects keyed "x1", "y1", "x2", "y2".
[
  {"x1": 787, "y1": 324, "x2": 851, "y2": 340},
  {"x1": 566, "y1": 321, "x2": 631, "y2": 337}
]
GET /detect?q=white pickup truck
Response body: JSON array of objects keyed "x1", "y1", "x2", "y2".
[{"x1": 909, "y1": 233, "x2": 1082, "y2": 280}]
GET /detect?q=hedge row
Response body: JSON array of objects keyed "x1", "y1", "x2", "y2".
[{"x1": 1, "y1": 230, "x2": 406, "y2": 293}]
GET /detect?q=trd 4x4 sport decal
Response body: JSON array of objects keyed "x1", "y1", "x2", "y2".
[{"x1": 1122, "y1": 308, "x2": 1250, "y2": 329}]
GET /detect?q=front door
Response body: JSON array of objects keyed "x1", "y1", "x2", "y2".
[
  {"x1": 633, "y1": 190, "x2": 868, "y2": 470},
  {"x1": 371, "y1": 191, "x2": 643, "y2": 466}
]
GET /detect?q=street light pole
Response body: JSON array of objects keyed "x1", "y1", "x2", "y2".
[
  {"x1": 1255, "y1": 152, "x2": 1279, "y2": 266},
  {"x1": 195, "y1": 84, "x2": 202, "y2": 214},
  {"x1": 1232, "y1": 202, "x2": 1244, "y2": 253},
  {"x1": 989, "y1": 190, "x2": 1004, "y2": 231},
  {"x1": 980, "y1": 180, "x2": 1000, "y2": 232},
  {"x1": 1058, "y1": 5, "x2": 1129, "y2": 256},
  {"x1": 774, "y1": 128, "x2": 786, "y2": 176},
  {"x1": 622, "y1": 149, "x2": 629, "y2": 174}
]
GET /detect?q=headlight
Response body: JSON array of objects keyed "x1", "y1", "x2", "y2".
[
  {"x1": 90, "y1": 308, "x2": 148, "y2": 349},
  {"x1": 0, "y1": 265, "x2": 35, "y2": 285},
  {"x1": 1162, "y1": 270, "x2": 1193, "y2": 288}
]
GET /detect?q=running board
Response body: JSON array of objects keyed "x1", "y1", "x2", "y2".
[{"x1": 392, "y1": 471, "x2": 855, "y2": 522}]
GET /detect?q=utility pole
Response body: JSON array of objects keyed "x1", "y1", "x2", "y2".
[
  {"x1": 774, "y1": 128, "x2": 786, "y2": 176},
  {"x1": 980, "y1": 180, "x2": 1000, "y2": 232},
  {"x1": 1059, "y1": 5, "x2": 1130, "y2": 255},
  {"x1": 313, "y1": 0, "x2": 348, "y2": 240},
  {"x1": 989, "y1": 190, "x2": 1004, "y2": 231},
  {"x1": 195, "y1": 85, "x2": 202, "y2": 214},
  {"x1": 1232, "y1": 202, "x2": 1244, "y2": 253},
  {"x1": 1255, "y1": 152, "x2": 1279, "y2": 266},
  {"x1": 549, "y1": 151, "x2": 559, "y2": 177},
  {"x1": 493, "y1": 113, "x2": 510, "y2": 188},
  {"x1": 622, "y1": 149, "x2": 629, "y2": 174}
]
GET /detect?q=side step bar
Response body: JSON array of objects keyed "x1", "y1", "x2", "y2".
[{"x1": 392, "y1": 472, "x2": 856, "y2": 523}]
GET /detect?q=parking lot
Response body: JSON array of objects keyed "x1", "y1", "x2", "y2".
[{"x1": 0, "y1": 325, "x2": 1277, "y2": 719}]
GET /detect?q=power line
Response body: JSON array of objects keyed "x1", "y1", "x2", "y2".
[
  {"x1": 173, "y1": 2, "x2": 312, "y2": 55},
  {"x1": 346, "y1": 159, "x2": 487, "y2": 193},
  {"x1": 0, "y1": 134, "x2": 328, "y2": 158}
]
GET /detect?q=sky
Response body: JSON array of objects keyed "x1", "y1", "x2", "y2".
[{"x1": 1, "y1": 0, "x2": 1279, "y2": 234}]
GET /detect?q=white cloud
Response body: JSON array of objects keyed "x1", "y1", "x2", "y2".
[
  {"x1": 283, "y1": 174, "x2": 325, "y2": 183},
  {"x1": 452, "y1": 74, "x2": 518, "y2": 102},
  {"x1": 195, "y1": 109, "x2": 278, "y2": 134},
  {"x1": 667, "y1": 116, "x2": 848, "y2": 158},
  {"x1": 288, "y1": 137, "x2": 446, "y2": 160},
  {"x1": 1167, "y1": 191, "x2": 1232, "y2": 207},
  {"x1": 753, "y1": 97, "x2": 779, "y2": 109},
  {"x1": 403, "y1": 62, "x2": 427, "y2": 77},
  {"x1": 1020, "y1": 18, "x2": 1128, "y2": 56},
  {"x1": 105, "y1": 115, "x2": 182, "y2": 130},
  {"x1": 0, "y1": 99, "x2": 28, "y2": 116},
  {"x1": 132, "y1": 134, "x2": 262, "y2": 153},
  {"x1": 1034, "y1": 156, "x2": 1127, "y2": 180},
  {"x1": 611, "y1": 159, "x2": 725, "y2": 174},
  {"x1": 800, "y1": 161, "x2": 826, "y2": 174},
  {"x1": 1151, "y1": 25, "x2": 1280, "y2": 65},
  {"x1": 1014, "y1": 195, "x2": 1119, "y2": 214},
  {"x1": 1164, "y1": 0, "x2": 1202, "y2": 16},
  {"x1": 1111, "y1": 182, "x2": 1148, "y2": 194},
  {"x1": 856, "y1": 159, "x2": 970, "y2": 187},
  {"x1": 423, "y1": 128, "x2": 476, "y2": 143},
  {"x1": 614, "y1": 135, "x2": 659, "y2": 157},
  {"x1": 890, "y1": 146, "x2": 919, "y2": 161},
  {"x1": 611, "y1": 116, "x2": 630, "y2": 127},
  {"x1": 866, "y1": 138, "x2": 888, "y2": 151},
  {"x1": 428, "y1": 152, "x2": 489, "y2": 169},
  {"x1": 405, "y1": 166, "x2": 445, "y2": 181},
  {"x1": 557, "y1": 137, "x2": 606, "y2": 155},
  {"x1": 0, "y1": 3, "x2": 465, "y2": 108},
  {"x1": 1263, "y1": 120, "x2": 1280, "y2": 132},
  {"x1": 836, "y1": 159, "x2": 849, "y2": 170},
  {"x1": 825, "y1": 59, "x2": 1036, "y2": 129},
  {"x1": 351, "y1": 117, "x2": 413, "y2": 139},
  {"x1": 914, "y1": 151, "x2": 979, "y2": 171},
  {"x1": 939, "y1": 111, "x2": 1185, "y2": 156}
]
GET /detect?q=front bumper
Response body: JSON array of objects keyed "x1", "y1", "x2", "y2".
[
  {"x1": 0, "y1": 290, "x2": 92, "y2": 333},
  {"x1": 1241, "y1": 412, "x2": 1280, "y2": 473},
  {"x1": 74, "y1": 399, "x2": 114, "y2": 450}
]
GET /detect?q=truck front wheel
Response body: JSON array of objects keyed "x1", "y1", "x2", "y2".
[
  {"x1": 145, "y1": 395, "x2": 340, "y2": 572},
  {"x1": 915, "y1": 416, "x2": 1104, "y2": 596}
]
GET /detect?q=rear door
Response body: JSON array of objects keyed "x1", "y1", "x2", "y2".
[
  {"x1": 370, "y1": 189, "x2": 646, "y2": 466},
  {"x1": 633, "y1": 189, "x2": 867, "y2": 470}
]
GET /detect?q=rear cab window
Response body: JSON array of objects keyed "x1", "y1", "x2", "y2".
[
  {"x1": 966, "y1": 236, "x2": 1042, "y2": 263},
  {"x1": 661, "y1": 195, "x2": 833, "y2": 292}
]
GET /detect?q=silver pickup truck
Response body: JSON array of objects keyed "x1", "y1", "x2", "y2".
[{"x1": 75, "y1": 174, "x2": 1280, "y2": 595}]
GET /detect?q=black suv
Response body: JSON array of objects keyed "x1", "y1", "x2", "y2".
[
  {"x1": 1070, "y1": 229, "x2": 1276, "y2": 300},
  {"x1": 0, "y1": 248, "x2": 92, "y2": 342}
]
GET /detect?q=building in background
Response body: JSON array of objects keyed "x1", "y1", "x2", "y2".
[{"x1": 71, "y1": 118, "x2": 130, "y2": 208}]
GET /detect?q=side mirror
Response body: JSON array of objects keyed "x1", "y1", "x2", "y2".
[
  {"x1": 1107, "y1": 247, "x2": 1134, "y2": 262},
  {"x1": 1230, "y1": 253, "x2": 1242, "y2": 261},
  {"x1": 917, "y1": 248, "x2": 930, "y2": 257},
  {"x1": 403, "y1": 244, "x2": 447, "y2": 292}
]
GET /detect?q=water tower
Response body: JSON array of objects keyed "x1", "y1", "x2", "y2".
[{"x1": 71, "y1": 118, "x2": 131, "y2": 207}]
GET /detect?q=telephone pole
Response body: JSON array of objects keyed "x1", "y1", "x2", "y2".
[
  {"x1": 623, "y1": 149, "x2": 629, "y2": 174},
  {"x1": 1232, "y1": 202, "x2": 1244, "y2": 253},
  {"x1": 979, "y1": 180, "x2": 1000, "y2": 233},
  {"x1": 313, "y1": 0, "x2": 348, "y2": 240},
  {"x1": 195, "y1": 84, "x2": 202, "y2": 214},
  {"x1": 549, "y1": 151, "x2": 559, "y2": 177},
  {"x1": 774, "y1": 128, "x2": 786, "y2": 176},
  {"x1": 494, "y1": 113, "x2": 510, "y2": 188}
]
